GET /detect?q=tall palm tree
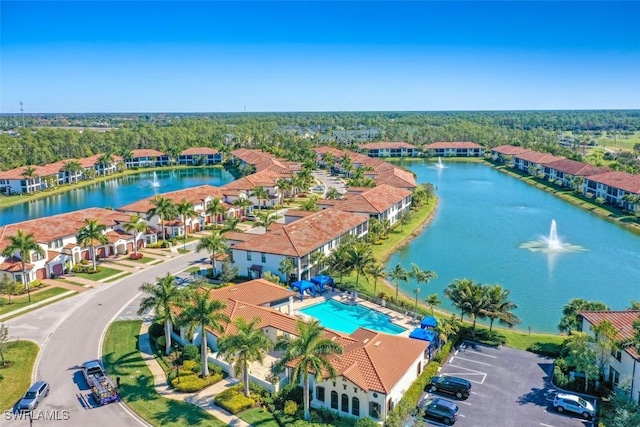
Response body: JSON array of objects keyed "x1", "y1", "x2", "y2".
[
  {"x1": 300, "y1": 196, "x2": 319, "y2": 212},
  {"x1": 345, "y1": 241, "x2": 375, "y2": 294},
  {"x1": 138, "y1": 273, "x2": 185, "y2": 355},
  {"x1": 365, "y1": 262, "x2": 386, "y2": 300},
  {"x1": 217, "y1": 317, "x2": 273, "y2": 397},
  {"x1": 123, "y1": 214, "x2": 147, "y2": 255},
  {"x1": 221, "y1": 217, "x2": 242, "y2": 233},
  {"x1": 61, "y1": 160, "x2": 83, "y2": 183},
  {"x1": 232, "y1": 197, "x2": 252, "y2": 219},
  {"x1": 206, "y1": 198, "x2": 226, "y2": 229},
  {"x1": 147, "y1": 195, "x2": 177, "y2": 241},
  {"x1": 195, "y1": 231, "x2": 228, "y2": 275},
  {"x1": 482, "y1": 284, "x2": 520, "y2": 332},
  {"x1": 388, "y1": 264, "x2": 408, "y2": 302},
  {"x1": 276, "y1": 178, "x2": 293, "y2": 205},
  {"x1": 445, "y1": 279, "x2": 489, "y2": 336},
  {"x1": 309, "y1": 250, "x2": 326, "y2": 277},
  {"x1": 250, "y1": 186, "x2": 270, "y2": 210},
  {"x1": 272, "y1": 319, "x2": 343, "y2": 421},
  {"x1": 179, "y1": 288, "x2": 229, "y2": 377},
  {"x1": 424, "y1": 293, "x2": 441, "y2": 315},
  {"x1": 409, "y1": 264, "x2": 437, "y2": 316},
  {"x1": 324, "y1": 187, "x2": 342, "y2": 200},
  {"x1": 279, "y1": 257, "x2": 296, "y2": 285},
  {"x1": 252, "y1": 211, "x2": 280, "y2": 232},
  {"x1": 175, "y1": 198, "x2": 197, "y2": 250},
  {"x1": 97, "y1": 153, "x2": 114, "y2": 175},
  {"x1": 76, "y1": 218, "x2": 108, "y2": 271},
  {"x1": 1, "y1": 230, "x2": 44, "y2": 302},
  {"x1": 21, "y1": 165, "x2": 38, "y2": 180}
]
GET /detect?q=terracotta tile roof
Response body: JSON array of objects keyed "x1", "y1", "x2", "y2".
[
  {"x1": 0, "y1": 207, "x2": 130, "y2": 253},
  {"x1": 0, "y1": 257, "x2": 33, "y2": 272},
  {"x1": 314, "y1": 146, "x2": 346, "y2": 157},
  {"x1": 132, "y1": 149, "x2": 166, "y2": 158},
  {"x1": 586, "y1": 171, "x2": 640, "y2": 194},
  {"x1": 233, "y1": 208, "x2": 368, "y2": 257},
  {"x1": 47, "y1": 250, "x2": 61, "y2": 262},
  {"x1": 106, "y1": 230, "x2": 133, "y2": 243},
  {"x1": 371, "y1": 166, "x2": 417, "y2": 189},
  {"x1": 205, "y1": 279, "x2": 295, "y2": 307},
  {"x1": 515, "y1": 151, "x2": 563, "y2": 164},
  {"x1": 424, "y1": 141, "x2": 483, "y2": 149},
  {"x1": 545, "y1": 159, "x2": 611, "y2": 177},
  {"x1": 223, "y1": 231, "x2": 259, "y2": 243},
  {"x1": 221, "y1": 170, "x2": 285, "y2": 191},
  {"x1": 328, "y1": 328, "x2": 428, "y2": 393},
  {"x1": 330, "y1": 184, "x2": 411, "y2": 214},
  {"x1": 117, "y1": 185, "x2": 225, "y2": 213},
  {"x1": 359, "y1": 142, "x2": 417, "y2": 150},
  {"x1": 181, "y1": 147, "x2": 219, "y2": 155},
  {"x1": 580, "y1": 310, "x2": 640, "y2": 359},
  {"x1": 490, "y1": 145, "x2": 530, "y2": 155}
]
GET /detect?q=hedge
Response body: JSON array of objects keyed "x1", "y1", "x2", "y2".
[
  {"x1": 214, "y1": 386, "x2": 255, "y2": 414},
  {"x1": 170, "y1": 371, "x2": 222, "y2": 393}
]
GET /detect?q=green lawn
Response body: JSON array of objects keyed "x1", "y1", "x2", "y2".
[
  {"x1": 55, "y1": 278, "x2": 89, "y2": 287},
  {"x1": 73, "y1": 266, "x2": 125, "y2": 281},
  {"x1": 128, "y1": 256, "x2": 157, "y2": 264},
  {"x1": 0, "y1": 287, "x2": 71, "y2": 316},
  {"x1": 502, "y1": 330, "x2": 567, "y2": 354},
  {"x1": 104, "y1": 272, "x2": 132, "y2": 283},
  {"x1": 102, "y1": 320, "x2": 226, "y2": 427},
  {"x1": 238, "y1": 407, "x2": 279, "y2": 427},
  {"x1": 0, "y1": 340, "x2": 39, "y2": 411}
]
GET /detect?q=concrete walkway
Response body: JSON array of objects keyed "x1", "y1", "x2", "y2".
[{"x1": 138, "y1": 323, "x2": 252, "y2": 427}]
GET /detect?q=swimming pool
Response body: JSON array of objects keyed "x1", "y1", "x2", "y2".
[{"x1": 299, "y1": 299, "x2": 406, "y2": 335}]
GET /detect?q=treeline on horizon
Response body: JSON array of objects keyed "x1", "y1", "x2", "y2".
[{"x1": 1, "y1": 110, "x2": 639, "y2": 172}]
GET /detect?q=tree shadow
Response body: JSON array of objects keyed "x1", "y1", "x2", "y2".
[{"x1": 517, "y1": 362, "x2": 556, "y2": 407}]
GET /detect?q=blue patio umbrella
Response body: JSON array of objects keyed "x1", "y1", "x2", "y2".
[
  {"x1": 290, "y1": 280, "x2": 317, "y2": 298},
  {"x1": 421, "y1": 315, "x2": 438, "y2": 329}
]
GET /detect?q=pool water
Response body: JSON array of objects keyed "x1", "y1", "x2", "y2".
[{"x1": 299, "y1": 299, "x2": 406, "y2": 335}]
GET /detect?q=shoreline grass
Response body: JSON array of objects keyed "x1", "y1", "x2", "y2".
[
  {"x1": 102, "y1": 320, "x2": 226, "y2": 427},
  {"x1": 0, "y1": 340, "x2": 39, "y2": 411}
]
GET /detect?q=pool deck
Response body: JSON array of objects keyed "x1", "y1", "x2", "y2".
[{"x1": 290, "y1": 290, "x2": 421, "y2": 337}]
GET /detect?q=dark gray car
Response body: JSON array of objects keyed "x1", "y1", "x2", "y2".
[{"x1": 18, "y1": 381, "x2": 50, "y2": 411}]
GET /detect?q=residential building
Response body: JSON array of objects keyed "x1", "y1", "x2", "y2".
[
  {"x1": 512, "y1": 151, "x2": 563, "y2": 175},
  {"x1": 544, "y1": 159, "x2": 610, "y2": 188},
  {"x1": 423, "y1": 141, "x2": 484, "y2": 157},
  {"x1": 178, "y1": 147, "x2": 222, "y2": 165},
  {"x1": 583, "y1": 171, "x2": 640, "y2": 209},
  {"x1": 489, "y1": 145, "x2": 530, "y2": 162},
  {"x1": 220, "y1": 170, "x2": 287, "y2": 209},
  {"x1": 359, "y1": 142, "x2": 419, "y2": 158},
  {"x1": 580, "y1": 310, "x2": 640, "y2": 402},
  {"x1": 126, "y1": 149, "x2": 170, "y2": 168}
]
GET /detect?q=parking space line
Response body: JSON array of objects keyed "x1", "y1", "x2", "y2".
[
  {"x1": 539, "y1": 423, "x2": 555, "y2": 427},
  {"x1": 451, "y1": 355, "x2": 492, "y2": 366},
  {"x1": 461, "y1": 350, "x2": 497, "y2": 359}
]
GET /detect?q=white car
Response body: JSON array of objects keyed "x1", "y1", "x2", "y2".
[{"x1": 553, "y1": 392, "x2": 595, "y2": 419}]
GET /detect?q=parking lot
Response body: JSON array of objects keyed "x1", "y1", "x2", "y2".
[{"x1": 418, "y1": 341, "x2": 597, "y2": 427}]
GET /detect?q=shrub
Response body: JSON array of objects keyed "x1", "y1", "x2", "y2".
[
  {"x1": 129, "y1": 253, "x2": 144, "y2": 260},
  {"x1": 156, "y1": 336, "x2": 166, "y2": 351},
  {"x1": 283, "y1": 400, "x2": 298, "y2": 416},
  {"x1": 276, "y1": 383, "x2": 305, "y2": 406},
  {"x1": 171, "y1": 371, "x2": 222, "y2": 392},
  {"x1": 355, "y1": 417, "x2": 379, "y2": 427},
  {"x1": 148, "y1": 322, "x2": 164, "y2": 340},
  {"x1": 214, "y1": 386, "x2": 255, "y2": 414},
  {"x1": 554, "y1": 365, "x2": 569, "y2": 388},
  {"x1": 181, "y1": 344, "x2": 200, "y2": 362},
  {"x1": 182, "y1": 360, "x2": 197, "y2": 372}
]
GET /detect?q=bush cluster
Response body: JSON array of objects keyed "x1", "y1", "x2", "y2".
[
  {"x1": 170, "y1": 369, "x2": 222, "y2": 393},
  {"x1": 148, "y1": 322, "x2": 164, "y2": 340},
  {"x1": 129, "y1": 253, "x2": 144, "y2": 260},
  {"x1": 146, "y1": 241, "x2": 172, "y2": 249},
  {"x1": 214, "y1": 384, "x2": 256, "y2": 414},
  {"x1": 72, "y1": 264, "x2": 103, "y2": 274}
]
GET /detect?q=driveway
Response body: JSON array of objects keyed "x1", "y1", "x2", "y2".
[
  {"x1": 419, "y1": 341, "x2": 595, "y2": 427},
  {"x1": 312, "y1": 170, "x2": 347, "y2": 195},
  {"x1": 5, "y1": 251, "x2": 206, "y2": 426}
]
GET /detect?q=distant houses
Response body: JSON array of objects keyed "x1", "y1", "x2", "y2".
[
  {"x1": 423, "y1": 141, "x2": 484, "y2": 157},
  {"x1": 358, "y1": 142, "x2": 420, "y2": 158}
]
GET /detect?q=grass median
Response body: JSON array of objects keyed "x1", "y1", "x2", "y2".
[
  {"x1": 0, "y1": 287, "x2": 71, "y2": 317},
  {"x1": 102, "y1": 320, "x2": 226, "y2": 427},
  {"x1": 0, "y1": 340, "x2": 39, "y2": 411}
]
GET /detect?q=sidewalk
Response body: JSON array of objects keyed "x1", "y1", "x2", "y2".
[
  {"x1": 138, "y1": 323, "x2": 252, "y2": 427},
  {"x1": 0, "y1": 290, "x2": 76, "y2": 321}
]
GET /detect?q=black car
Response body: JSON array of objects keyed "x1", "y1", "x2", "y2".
[
  {"x1": 418, "y1": 397, "x2": 459, "y2": 425},
  {"x1": 427, "y1": 375, "x2": 472, "y2": 399}
]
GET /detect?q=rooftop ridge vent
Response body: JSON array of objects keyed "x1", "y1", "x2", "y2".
[{"x1": 374, "y1": 341, "x2": 381, "y2": 347}]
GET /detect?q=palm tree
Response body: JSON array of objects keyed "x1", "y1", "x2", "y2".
[
  {"x1": 122, "y1": 214, "x2": 147, "y2": 255},
  {"x1": 76, "y1": 218, "x2": 108, "y2": 271},
  {"x1": 365, "y1": 262, "x2": 386, "y2": 301},
  {"x1": 324, "y1": 187, "x2": 342, "y2": 200},
  {"x1": 276, "y1": 178, "x2": 293, "y2": 205},
  {"x1": 408, "y1": 264, "x2": 437, "y2": 316},
  {"x1": 21, "y1": 165, "x2": 38, "y2": 180},
  {"x1": 272, "y1": 319, "x2": 343, "y2": 421},
  {"x1": 97, "y1": 153, "x2": 114, "y2": 175},
  {"x1": 232, "y1": 197, "x2": 252, "y2": 219},
  {"x1": 482, "y1": 284, "x2": 521, "y2": 332},
  {"x1": 279, "y1": 257, "x2": 296, "y2": 285},
  {"x1": 388, "y1": 264, "x2": 408, "y2": 302},
  {"x1": 221, "y1": 217, "x2": 242, "y2": 233},
  {"x1": 252, "y1": 211, "x2": 280, "y2": 232},
  {"x1": 206, "y1": 198, "x2": 226, "y2": 229},
  {"x1": 300, "y1": 196, "x2": 319, "y2": 212},
  {"x1": 345, "y1": 242, "x2": 375, "y2": 294},
  {"x1": 195, "y1": 231, "x2": 228, "y2": 275},
  {"x1": 1, "y1": 230, "x2": 44, "y2": 302},
  {"x1": 217, "y1": 317, "x2": 273, "y2": 397},
  {"x1": 309, "y1": 250, "x2": 326, "y2": 277},
  {"x1": 250, "y1": 186, "x2": 270, "y2": 210},
  {"x1": 147, "y1": 195, "x2": 177, "y2": 241},
  {"x1": 424, "y1": 293, "x2": 441, "y2": 315},
  {"x1": 61, "y1": 160, "x2": 83, "y2": 183},
  {"x1": 176, "y1": 198, "x2": 197, "y2": 250},
  {"x1": 179, "y1": 288, "x2": 229, "y2": 377},
  {"x1": 445, "y1": 279, "x2": 489, "y2": 336},
  {"x1": 138, "y1": 273, "x2": 185, "y2": 355}
]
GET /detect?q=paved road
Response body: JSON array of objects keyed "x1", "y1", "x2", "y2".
[
  {"x1": 5, "y1": 251, "x2": 206, "y2": 426},
  {"x1": 312, "y1": 170, "x2": 347, "y2": 195}
]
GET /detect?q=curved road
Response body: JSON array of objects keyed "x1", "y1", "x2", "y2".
[{"x1": 5, "y1": 251, "x2": 204, "y2": 426}]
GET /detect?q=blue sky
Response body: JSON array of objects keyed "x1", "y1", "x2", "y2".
[{"x1": 1, "y1": 1, "x2": 639, "y2": 113}]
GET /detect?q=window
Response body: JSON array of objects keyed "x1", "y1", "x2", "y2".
[
  {"x1": 331, "y1": 391, "x2": 338, "y2": 409},
  {"x1": 369, "y1": 402, "x2": 381, "y2": 419},
  {"x1": 261, "y1": 253, "x2": 266, "y2": 263},
  {"x1": 247, "y1": 251, "x2": 252, "y2": 261},
  {"x1": 612, "y1": 348, "x2": 622, "y2": 362},
  {"x1": 31, "y1": 252, "x2": 44, "y2": 262},
  {"x1": 609, "y1": 368, "x2": 620, "y2": 386},
  {"x1": 247, "y1": 268, "x2": 252, "y2": 277},
  {"x1": 352, "y1": 397, "x2": 360, "y2": 416},
  {"x1": 316, "y1": 386, "x2": 325, "y2": 402},
  {"x1": 341, "y1": 394, "x2": 349, "y2": 413}
]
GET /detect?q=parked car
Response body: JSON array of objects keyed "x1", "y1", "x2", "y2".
[
  {"x1": 427, "y1": 375, "x2": 472, "y2": 399},
  {"x1": 81, "y1": 359, "x2": 106, "y2": 387},
  {"x1": 418, "y1": 397, "x2": 459, "y2": 425},
  {"x1": 246, "y1": 213, "x2": 258, "y2": 221},
  {"x1": 17, "y1": 381, "x2": 50, "y2": 411},
  {"x1": 553, "y1": 392, "x2": 595, "y2": 419}
]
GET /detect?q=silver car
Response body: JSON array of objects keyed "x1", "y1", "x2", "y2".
[{"x1": 18, "y1": 381, "x2": 50, "y2": 411}]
